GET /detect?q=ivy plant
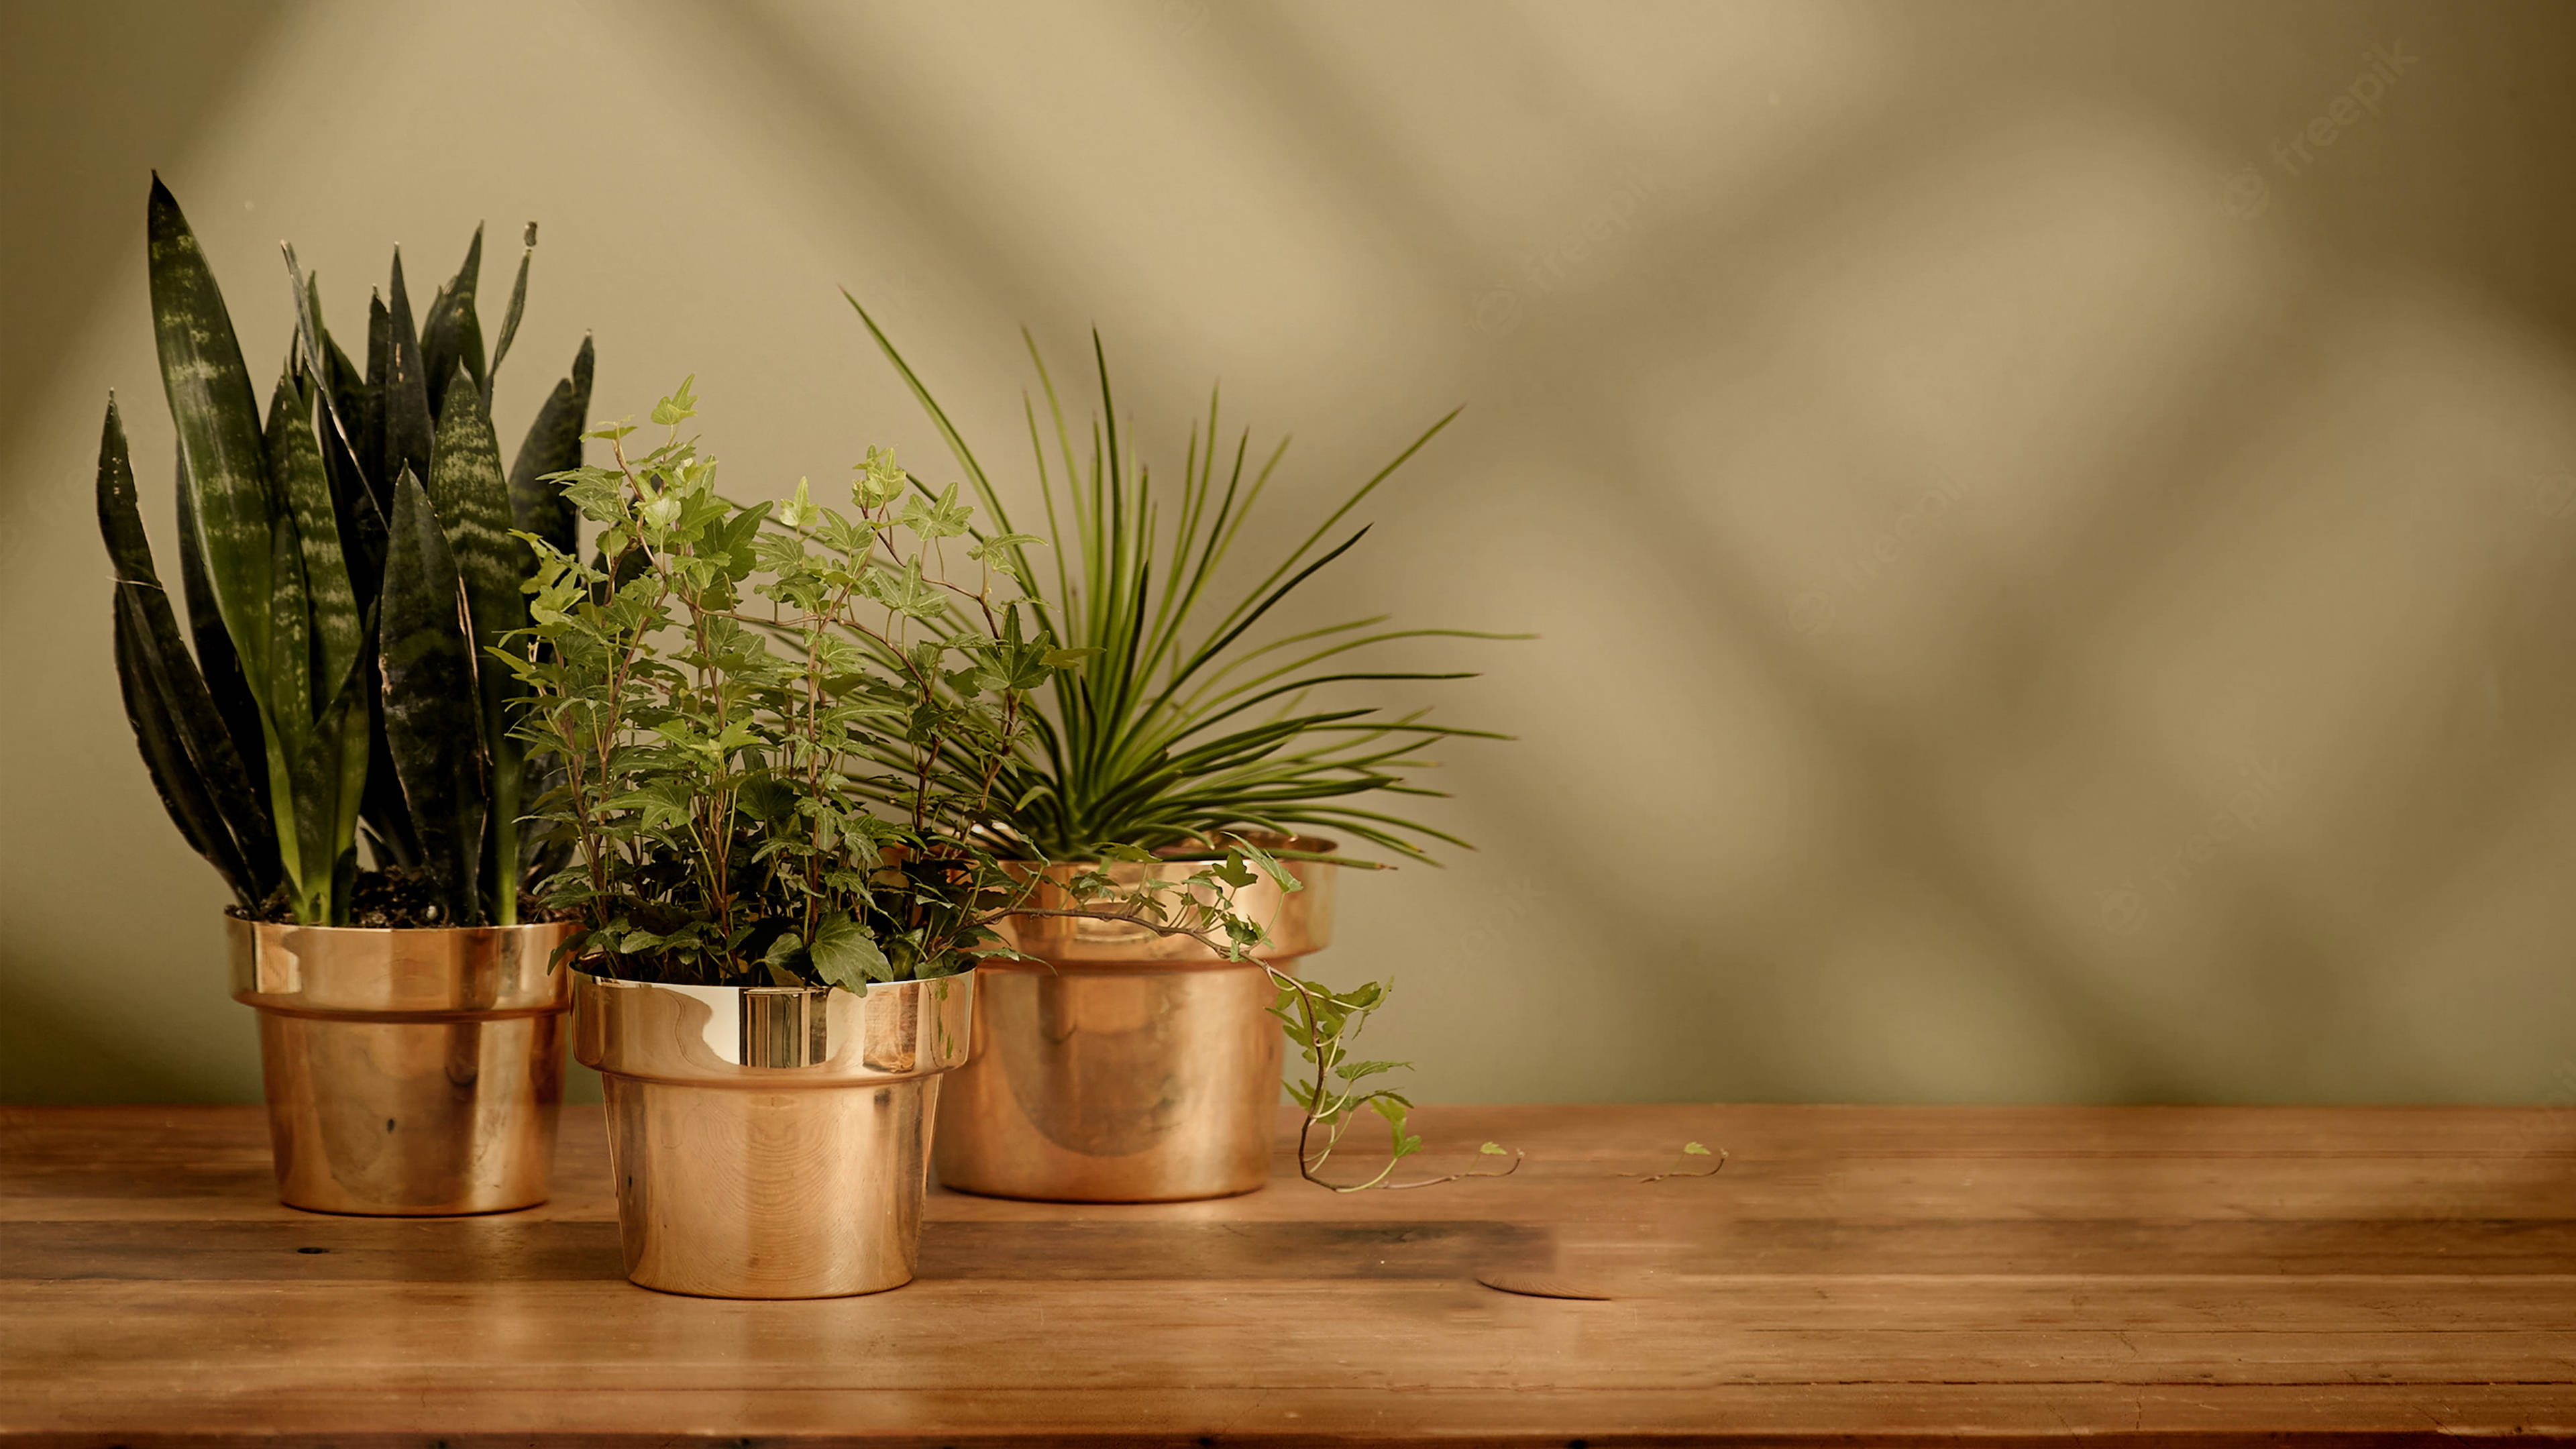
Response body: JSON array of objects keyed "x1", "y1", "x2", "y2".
[{"x1": 504, "y1": 378, "x2": 1260, "y2": 987}]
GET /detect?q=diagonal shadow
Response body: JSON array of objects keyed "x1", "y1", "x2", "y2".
[{"x1": 0, "y1": 0, "x2": 294, "y2": 447}]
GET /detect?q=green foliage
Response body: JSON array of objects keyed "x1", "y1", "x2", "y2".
[
  {"x1": 849, "y1": 303, "x2": 1527, "y2": 1189},
  {"x1": 96, "y1": 398, "x2": 280, "y2": 910},
  {"x1": 378, "y1": 470, "x2": 488, "y2": 923},
  {"x1": 506, "y1": 379, "x2": 1030, "y2": 983},
  {"x1": 101, "y1": 175, "x2": 593, "y2": 925},
  {"x1": 849, "y1": 299, "x2": 1523, "y2": 865},
  {"x1": 503, "y1": 380, "x2": 1315, "y2": 1000}
]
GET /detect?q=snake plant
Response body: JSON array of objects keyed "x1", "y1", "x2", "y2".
[
  {"x1": 96, "y1": 175, "x2": 592, "y2": 926},
  {"x1": 849, "y1": 300, "x2": 1517, "y2": 865}
]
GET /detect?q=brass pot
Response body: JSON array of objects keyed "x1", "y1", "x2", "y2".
[
  {"x1": 227, "y1": 914, "x2": 576, "y2": 1216},
  {"x1": 573, "y1": 970, "x2": 973, "y2": 1299},
  {"x1": 933, "y1": 839, "x2": 1338, "y2": 1203}
]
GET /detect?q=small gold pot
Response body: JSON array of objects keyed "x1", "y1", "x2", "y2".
[
  {"x1": 573, "y1": 970, "x2": 973, "y2": 1299},
  {"x1": 227, "y1": 914, "x2": 576, "y2": 1216},
  {"x1": 933, "y1": 839, "x2": 1338, "y2": 1203}
]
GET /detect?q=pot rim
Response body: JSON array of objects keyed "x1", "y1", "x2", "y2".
[
  {"x1": 227, "y1": 913, "x2": 576, "y2": 1018},
  {"x1": 568, "y1": 966, "x2": 967, "y2": 994},
  {"x1": 996, "y1": 830, "x2": 1341, "y2": 868},
  {"x1": 223, "y1": 908, "x2": 580, "y2": 938},
  {"x1": 572, "y1": 969, "x2": 974, "y2": 1085}
]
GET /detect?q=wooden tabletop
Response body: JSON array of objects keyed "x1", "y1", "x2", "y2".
[{"x1": 3, "y1": 1104, "x2": 2572, "y2": 1446}]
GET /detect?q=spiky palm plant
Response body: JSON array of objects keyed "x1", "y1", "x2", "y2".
[
  {"x1": 97, "y1": 175, "x2": 592, "y2": 926},
  {"x1": 847, "y1": 300, "x2": 1517, "y2": 867}
]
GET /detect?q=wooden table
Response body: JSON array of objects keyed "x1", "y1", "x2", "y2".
[{"x1": 3, "y1": 1104, "x2": 2573, "y2": 1445}]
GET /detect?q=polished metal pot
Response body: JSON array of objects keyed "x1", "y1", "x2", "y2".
[
  {"x1": 573, "y1": 970, "x2": 973, "y2": 1299},
  {"x1": 933, "y1": 839, "x2": 1338, "y2": 1203},
  {"x1": 227, "y1": 914, "x2": 576, "y2": 1216}
]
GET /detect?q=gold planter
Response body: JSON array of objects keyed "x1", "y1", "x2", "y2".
[
  {"x1": 933, "y1": 841, "x2": 1338, "y2": 1203},
  {"x1": 573, "y1": 971, "x2": 973, "y2": 1299},
  {"x1": 227, "y1": 914, "x2": 576, "y2": 1216}
]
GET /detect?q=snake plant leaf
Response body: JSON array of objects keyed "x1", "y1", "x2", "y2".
[
  {"x1": 421, "y1": 225, "x2": 484, "y2": 421},
  {"x1": 318, "y1": 403, "x2": 386, "y2": 614},
  {"x1": 146, "y1": 174, "x2": 273, "y2": 699},
  {"x1": 285, "y1": 630, "x2": 371, "y2": 926},
  {"x1": 97, "y1": 398, "x2": 281, "y2": 903},
  {"x1": 355, "y1": 677, "x2": 421, "y2": 871},
  {"x1": 429, "y1": 360, "x2": 525, "y2": 922},
  {"x1": 174, "y1": 439, "x2": 270, "y2": 813},
  {"x1": 507, "y1": 334, "x2": 593, "y2": 558},
  {"x1": 428, "y1": 361, "x2": 526, "y2": 652},
  {"x1": 380, "y1": 467, "x2": 488, "y2": 924},
  {"x1": 308, "y1": 299, "x2": 388, "y2": 611},
  {"x1": 360, "y1": 288, "x2": 392, "y2": 502},
  {"x1": 484, "y1": 223, "x2": 533, "y2": 408},
  {"x1": 264, "y1": 363, "x2": 362, "y2": 716},
  {"x1": 284, "y1": 246, "x2": 386, "y2": 531},
  {"x1": 319, "y1": 291, "x2": 367, "y2": 456},
  {"x1": 114, "y1": 588, "x2": 263, "y2": 910},
  {"x1": 345, "y1": 288, "x2": 415, "y2": 868},
  {"x1": 264, "y1": 513, "x2": 315, "y2": 915},
  {"x1": 382, "y1": 252, "x2": 434, "y2": 504}
]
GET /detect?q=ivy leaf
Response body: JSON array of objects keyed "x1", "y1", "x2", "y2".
[
  {"x1": 808, "y1": 912, "x2": 892, "y2": 991},
  {"x1": 898, "y1": 481, "x2": 971, "y2": 540},
  {"x1": 1230, "y1": 835, "x2": 1303, "y2": 893},
  {"x1": 1370, "y1": 1094, "x2": 1423, "y2": 1160},
  {"x1": 852, "y1": 444, "x2": 904, "y2": 509},
  {"x1": 777, "y1": 476, "x2": 817, "y2": 530},
  {"x1": 649, "y1": 374, "x2": 698, "y2": 427}
]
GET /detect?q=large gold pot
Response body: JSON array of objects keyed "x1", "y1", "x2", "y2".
[
  {"x1": 573, "y1": 971, "x2": 973, "y2": 1299},
  {"x1": 933, "y1": 840, "x2": 1338, "y2": 1202},
  {"x1": 227, "y1": 914, "x2": 576, "y2": 1216}
]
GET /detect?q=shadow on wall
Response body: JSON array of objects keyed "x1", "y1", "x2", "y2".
[
  {"x1": 6, "y1": 0, "x2": 2575, "y2": 1103},
  {"x1": 0, "y1": 0, "x2": 294, "y2": 422}
]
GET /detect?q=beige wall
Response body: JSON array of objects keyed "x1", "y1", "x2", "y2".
[{"x1": 5, "y1": 0, "x2": 2574, "y2": 1106}]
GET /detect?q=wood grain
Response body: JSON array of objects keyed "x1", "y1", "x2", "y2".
[{"x1": 1, "y1": 1104, "x2": 2571, "y2": 1444}]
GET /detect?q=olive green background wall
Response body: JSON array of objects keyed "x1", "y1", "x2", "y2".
[{"x1": 5, "y1": 0, "x2": 2575, "y2": 1107}]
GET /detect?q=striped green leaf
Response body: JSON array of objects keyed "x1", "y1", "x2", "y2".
[
  {"x1": 98, "y1": 394, "x2": 282, "y2": 907},
  {"x1": 263, "y1": 510, "x2": 320, "y2": 916},
  {"x1": 146, "y1": 174, "x2": 273, "y2": 702},
  {"x1": 97, "y1": 398, "x2": 282, "y2": 907},
  {"x1": 380, "y1": 468, "x2": 488, "y2": 924},
  {"x1": 421, "y1": 226, "x2": 484, "y2": 421},
  {"x1": 264, "y1": 363, "x2": 363, "y2": 715},
  {"x1": 429, "y1": 363, "x2": 525, "y2": 923},
  {"x1": 484, "y1": 223, "x2": 534, "y2": 408},
  {"x1": 114, "y1": 589, "x2": 263, "y2": 909},
  {"x1": 286, "y1": 637, "x2": 370, "y2": 926},
  {"x1": 175, "y1": 440, "x2": 270, "y2": 814},
  {"x1": 429, "y1": 362, "x2": 526, "y2": 653},
  {"x1": 382, "y1": 252, "x2": 435, "y2": 505},
  {"x1": 507, "y1": 334, "x2": 593, "y2": 559},
  {"x1": 359, "y1": 288, "x2": 392, "y2": 504}
]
